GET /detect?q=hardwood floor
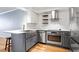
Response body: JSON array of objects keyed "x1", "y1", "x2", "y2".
[
  {"x1": 0, "y1": 37, "x2": 8, "y2": 52},
  {"x1": 0, "y1": 37, "x2": 70, "y2": 52},
  {"x1": 29, "y1": 43, "x2": 70, "y2": 52}
]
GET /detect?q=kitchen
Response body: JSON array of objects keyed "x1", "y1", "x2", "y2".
[{"x1": 0, "y1": 7, "x2": 79, "y2": 52}]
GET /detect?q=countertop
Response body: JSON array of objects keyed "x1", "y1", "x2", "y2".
[
  {"x1": 5, "y1": 29, "x2": 37, "y2": 34},
  {"x1": 5, "y1": 29, "x2": 70, "y2": 34},
  {"x1": 24, "y1": 28, "x2": 70, "y2": 31},
  {"x1": 5, "y1": 30, "x2": 26, "y2": 34}
]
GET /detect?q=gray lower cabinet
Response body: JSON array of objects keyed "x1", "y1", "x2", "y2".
[
  {"x1": 26, "y1": 36, "x2": 38, "y2": 51},
  {"x1": 61, "y1": 36, "x2": 71, "y2": 48},
  {"x1": 26, "y1": 38, "x2": 31, "y2": 51},
  {"x1": 11, "y1": 33, "x2": 26, "y2": 52},
  {"x1": 31, "y1": 36, "x2": 37, "y2": 46},
  {"x1": 60, "y1": 31, "x2": 71, "y2": 48}
]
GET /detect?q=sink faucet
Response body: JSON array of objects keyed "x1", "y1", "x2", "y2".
[
  {"x1": 22, "y1": 24, "x2": 25, "y2": 31},
  {"x1": 59, "y1": 29, "x2": 61, "y2": 31}
]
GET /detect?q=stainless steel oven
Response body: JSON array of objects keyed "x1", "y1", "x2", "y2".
[{"x1": 46, "y1": 31, "x2": 62, "y2": 45}]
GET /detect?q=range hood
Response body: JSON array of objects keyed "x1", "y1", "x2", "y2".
[{"x1": 51, "y1": 10, "x2": 59, "y2": 20}]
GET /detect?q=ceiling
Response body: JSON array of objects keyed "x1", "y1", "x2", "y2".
[
  {"x1": 24, "y1": 7, "x2": 60, "y2": 13},
  {"x1": 0, "y1": 7, "x2": 79, "y2": 14},
  {"x1": 0, "y1": 7, "x2": 16, "y2": 14},
  {"x1": 31, "y1": 7, "x2": 53, "y2": 13},
  {"x1": 27, "y1": 7, "x2": 70, "y2": 13},
  {"x1": 31, "y1": 7, "x2": 53, "y2": 11},
  {"x1": 0, "y1": 7, "x2": 57, "y2": 14}
]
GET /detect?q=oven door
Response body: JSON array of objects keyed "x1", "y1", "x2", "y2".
[{"x1": 46, "y1": 32, "x2": 62, "y2": 45}]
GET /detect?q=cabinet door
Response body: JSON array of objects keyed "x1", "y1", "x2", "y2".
[
  {"x1": 26, "y1": 36, "x2": 37, "y2": 51},
  {"x1": 30, "y1": 36, "x2": 37, "y2": 47},
  {"x1": 62, "y1": 36, "x2": 71, "y2": 48},
  {"x1": 26, "y1": 39, "x2": 31, "y2": 51},
  {"x1": 33, "y1": 36, "x2": 37, "y2": 43},
  {"x1": 11, "y1": 33, "x2": 26, "y2": 52}
]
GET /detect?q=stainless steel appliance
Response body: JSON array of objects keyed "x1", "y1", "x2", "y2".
[{"x1": 46, "y1": 31, "x2": 62, "y2": 45}]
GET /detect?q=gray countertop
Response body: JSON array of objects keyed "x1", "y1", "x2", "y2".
[{"x1": 5, "y1": 29, "x2": 70, "y2": 34}]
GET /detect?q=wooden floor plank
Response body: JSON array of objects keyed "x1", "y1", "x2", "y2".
[
  {"x1": 29, "y1": 43, "x2": 70, "y2": 52},
  {"x1": 0, "y1": 37, "x2": 8, "y2": 52}
]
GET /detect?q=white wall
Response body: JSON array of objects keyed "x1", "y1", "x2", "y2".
[
  {"x1": 0, "y1": 9, "x2": 26, "y2": 31},
  {"x1": 0, "y1": 9, "x2": 26, "y2": 36},
  {"x1": 24, "y1": 7, "x2": 70, "y2": 30},
  {"x1": 70, "y1": 8, "x2": 79, "y2": 34},
  {"x1": 25, "y1": 10, "x2": 39, "y2": 29},
  {"x1": 38, "y1": 7, "x2": 70, "y2": 30},
  {"x1": 70, "y1": 8, "x2": 79, "y2": 45}
]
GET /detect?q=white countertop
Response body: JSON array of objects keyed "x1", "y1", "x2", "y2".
[
  {"x1": 5, "y1": 30, "x2": 26, "y2": 34},
  {"x1": 5, "y1": 29, "x2": 37, "y2": 34},
  {"x1": 24, "y1": 29, "x2": 70, "y2": 31},
  {"x1": 5, "y1": 28, "x2": 70, "y2": 34}
]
